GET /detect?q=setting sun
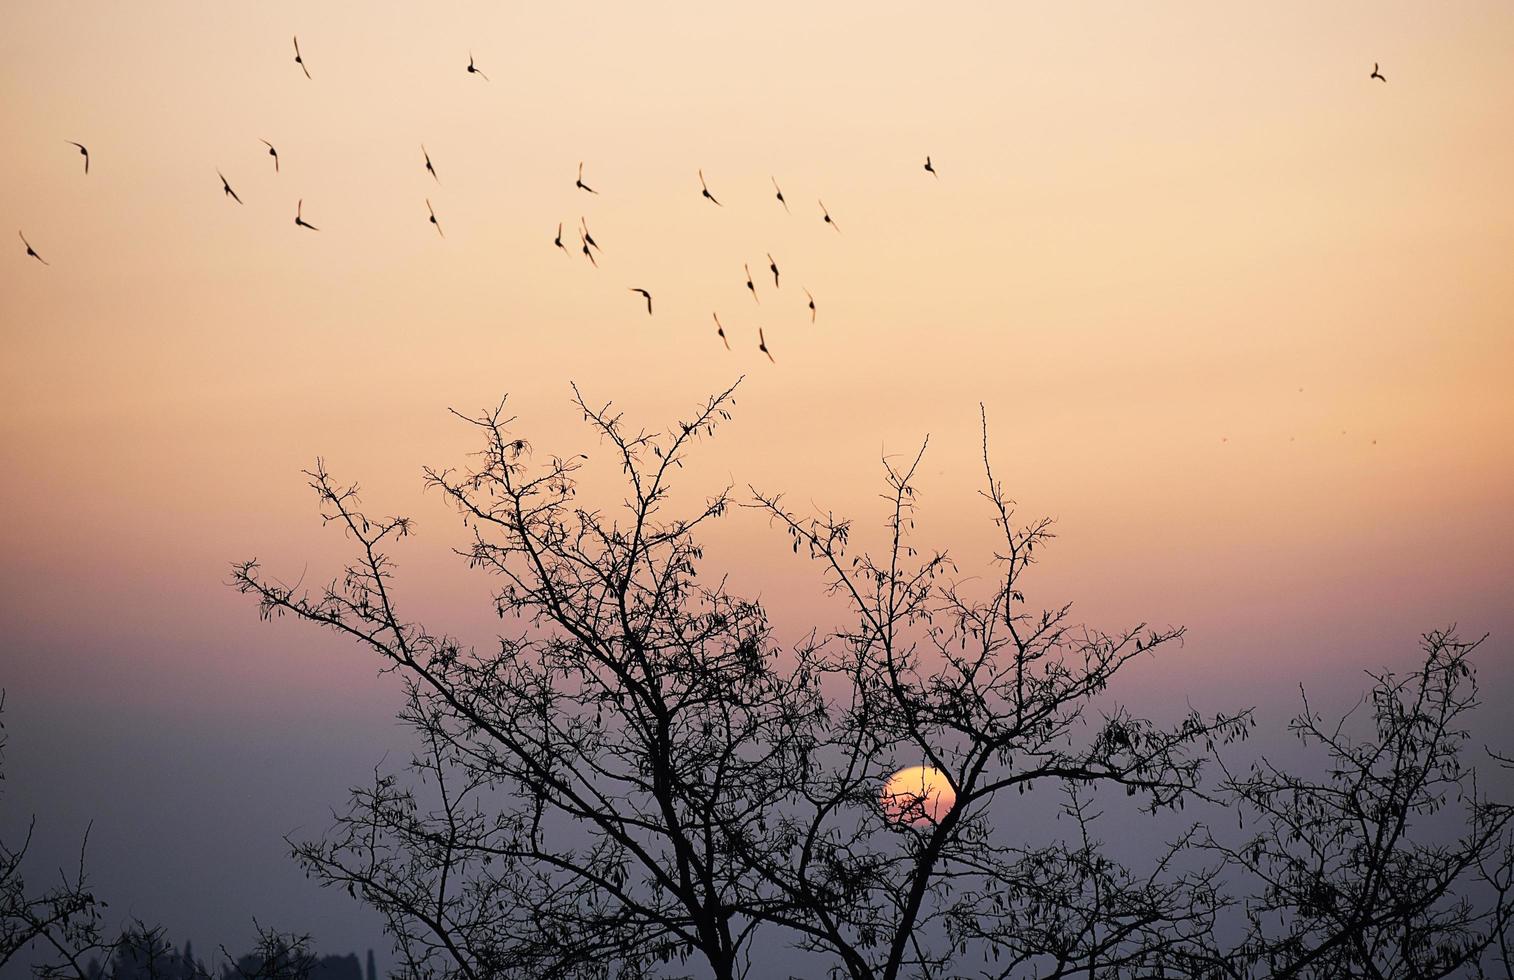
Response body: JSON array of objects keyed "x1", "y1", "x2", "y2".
[{"x1": 881, "y1": 765, "x2": 957, "y2": 827}]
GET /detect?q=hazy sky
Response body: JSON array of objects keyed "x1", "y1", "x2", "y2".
[{"x1": 3, "y1": 0, "x2": 1512, "y2": 967}]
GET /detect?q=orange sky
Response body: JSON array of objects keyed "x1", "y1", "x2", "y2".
[
  {"x1": 5, "y1": 0, "x2": 1511, "y2": 690},
  {"x1": 1, "y1": 0, "x2": 1512, "y2": 955}
]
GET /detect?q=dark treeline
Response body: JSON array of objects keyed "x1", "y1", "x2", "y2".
[
  {"x1": 86, "y1": 934, "x2": 376, "y2": 980},
  {"x1": 1, "y1": 704, "x2": 379, "y2": 980},
  {"x1": 9, "y1": 915, "x2": 379, "y2": 980}
]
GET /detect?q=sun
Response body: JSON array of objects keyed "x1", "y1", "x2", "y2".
[{"x1": 880, "y1": 765, "x2": 956, "y2": 827}]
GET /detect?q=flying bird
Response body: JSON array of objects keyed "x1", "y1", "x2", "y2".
[
  {"x1": 67, "y1": 141, "x2": 89, "y2": 175},
  {"x1": 758, "y1": 327, "x2": 774, "y2": 363},
  {"x1": 580, "y1": 217, "x2": 600, "y2": 253},
  {"x1": 467, "y1": 52, "x2": 489, "y2": 81},
  {"x1": 629, "y1": 287, "x2": 652, "y2": 315},
  {"x1": 924, "y1": 155, "x2": 937, "y2": 178},
  {"x1": 218, "y1": 170, "x2": 243, "y2": 204},
  {"x1": 819, "y1": 199, "x2": 840, "y2": 232},
  {"x1": 575, "y1": 161, "x2": 597, "y2": 194},
  {"x1": 423, "y1": 145, "x2": 438, "y2": 182},
  {"x1": 554, "y1": 222, "x2": 568, "y2": 253},
  {"x1": 714, "y1": 312, "x2": 730, "y2": 350},
  {"x1": 293, "y1": 36, "x2": 311, "y2": 79},
  {"x1": 580, "y1": 232, "x2": 597, "y2": 266},
  {"x1": 19, "y1": 231, "x2": 48, "y2": 265},
  {"x1": 1370, "y1": 62, "x2": 1386, "y2": 82},
  {"x1": 804, "y1": 287, "x2": 815, "y2": 322},
  {"x1": 295, "y1": 199, "x2": 318, "y2": 230},
  {"x1": 699, "y1": 169, "x2": 721, "y2": 206},
  {"x1": 260, "y1": 139, "x2": 279, "y2": 173},
  {"x1": 744, "y1": 264, "x2": 759, "y2": 303},
  {"x1": 772, "y1": 176, "x2": 789, "y2": 212},
  {"x1": 426, "y1": 199, "x2": 443, "y2": 237},
  {"x1": 767, "y1": 253, "x2": 780, "y2": 288}
]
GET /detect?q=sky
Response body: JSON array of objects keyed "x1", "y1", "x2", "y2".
[{"x1": 2, "y1": 0, "x2": 1513, "y2": 968}]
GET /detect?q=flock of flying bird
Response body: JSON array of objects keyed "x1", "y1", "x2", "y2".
[
  {"x1": 557, "y1": 149, "x2": 847, "y2": 360},
  {"x1": 14, "y1": 36, "x2": 951, "y2": 363},
  {"x1": 16, "y1": 42, "x2": 1393, "y2": 369},
  {"x1": 559, "y1": 154, "x2": 841, "y2": 360}
]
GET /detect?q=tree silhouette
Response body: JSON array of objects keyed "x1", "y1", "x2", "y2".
[
  {"x1": 2, "y1": 693, "x2": 339, "y2": 980},
  {"x1": 1, "y1": 689, "x2": 114, "y2": 979},
  {"x1": 1200, "y1": 630, "x2": 1514, "y2": 979},
  {"x1": 237, "y1": 383, "x2": 821, "y2": 979},
  {"x1": 219, "y1": 924, "x2": 317, "y2": 980},
  {"x1": 740, "y1": 414, "x2": 1252, "y2": 979},
  {"x1": 232, "y1": 386, "x2": 1512, "y2": 979}
]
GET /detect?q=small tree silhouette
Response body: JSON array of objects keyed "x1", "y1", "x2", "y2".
[
  {"x1": 1201, "y1": 631, "x2": 1514, "y2": 979},
  {"x1": 219, "y1": 924, "x2": 317, "y2": 980},
  {"x1": 1, "y1": 694, "x2": 326, "y2": 980},
  {"x1": 1, "y1": 689, "x2": 115, "y2": 979}
]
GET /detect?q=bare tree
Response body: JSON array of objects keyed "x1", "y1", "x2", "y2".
[
  {"x1": 232, "y1": 388, "x2": 1259, "y2": 979},
  {"x1": 101, "y1": 925, "x2": 185, "y2": 980},
  {"x1": 233, "y1": 386, "x2": 1511, "y2": 978},
  {"x1": 219, "y1": 923, "x2": 317, "y2": 980},
  {"x1": 236, "y1": 383, "x2": 829, "y2": 980},
  {"x1": 1200, "y1": 630, "x2": 1514, "y2": 979},
  {"x1": 1, "y1": 690, "x2": 115, "y2": 980},
  {"x1": 743, "y1": 410, "x2": 1252, "y2": 978},
  {"x1": 1, "y1": 699, "x2": 199, "y2": 980},
  {"x1": 2, "y1": 694, "x2": 316, "y2": 980}
]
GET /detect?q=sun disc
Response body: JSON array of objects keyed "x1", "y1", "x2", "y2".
[{"x1": 880, "y1": 765, "x2": 956, "y2": 827}]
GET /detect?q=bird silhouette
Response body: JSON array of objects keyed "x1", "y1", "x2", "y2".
[
  {"x1": 699, "y1": 169, "x2": 721, "y2": 206},
  {"x1": 580, "y1": 232, "x2": 597, "y2": 267},
  {"x1": 293, "y1": 36, "x2": 311, "y2": 79},
  {"x1": 295, "y1": 199, "x2": 318, "y2": 230},
  {"x1": 426, "y1": 199, "x2": 443, "y2": 237},
  {"x1": 260, "y1": 139, "x2": 279, "y2": 173},
  {"x1": 744, "y1": 264, "x2": 759, "y2": 303},
  {"x1": 554, "y1": 222, "x2": 568, "y2": 253},
  {"x1": 67, "y1": 141, "x2": 89, "y2": 175},
  {"x1": 1371, "y1": 62, "x2": 1386, "y2": 82},
  {"x1": 767, "y1": 252, "x2": 780, "y2": 288},
  {"x1": 423, "y1": 145, "x2": 439, "y2": 182},
  {"x1": 580, "y1": 217, "x2": 600, "y2": 253},
  {"x1": 924, "y1": 155, "x2": 937, "y2": 178},
  {"x1": 576, "y1": 161, "x2": 597, "y2": 194},
  {"x1": 629, "y1": 287, "x2": 652, "y2": 315},
  {"x1": 714, "y1": 312, "x2": 730, "y2": 350},
  {"x1": 804, "y1": 287, "x2": 816, "y2": 322},
  {"x1": 772, "y1": 176, "x2": 789, "y2": 212},
  {"x1": 467, "y1": 52, "x2": 489, "y2": 81},
  {"x1": 218, "y1": 170, "x2": 243, "y2": 204},
  {"x1": 19, "y1": 231, "x2": 48, "y2": 265},
  {"x1": 758, "y1": 327, "x2": 774, "y2": 363},
  {"x1": 819, "y1": 199, "x2": 840, "y2": 232}
]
